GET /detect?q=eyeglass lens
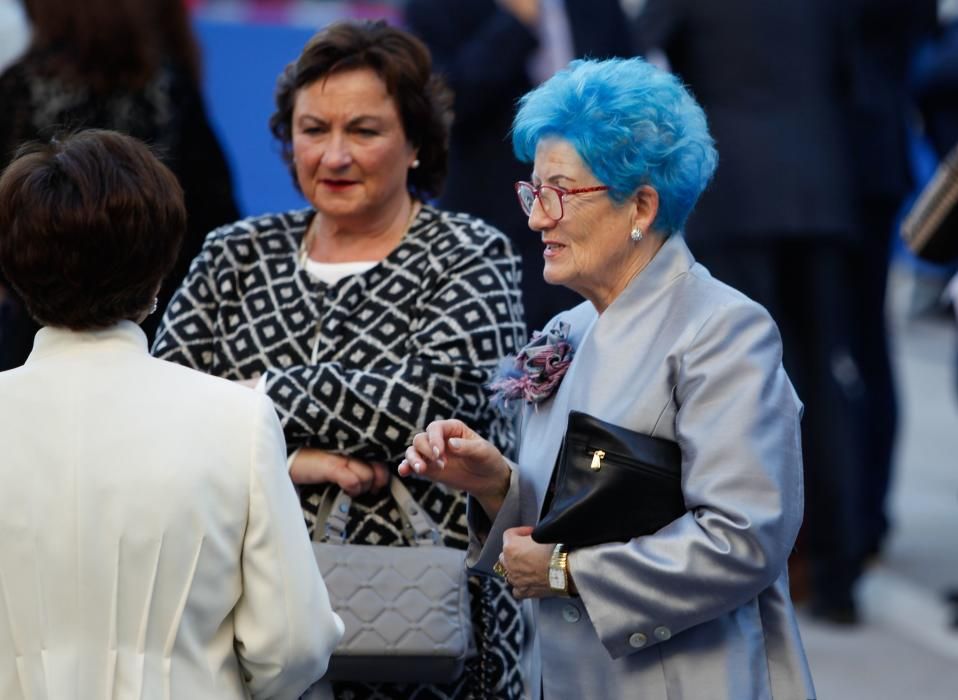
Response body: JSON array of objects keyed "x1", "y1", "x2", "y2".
[{"x1": 518, "y1": 184, "x2": 561, "y2": 219}]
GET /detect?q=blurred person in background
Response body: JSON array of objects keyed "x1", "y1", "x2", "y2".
[
  {"x1": 0, "y1": 129, "x2": 343, "y2": 700},
  {"x1": 0, "y1": 0, "x2": 29, "y2": 72},
  {"x1": 401, "y1": 57, "x2": 814, "y2": 700},
  {"x1": 153, "y1": 20, "x2": 529, "y2": 700},
  {"x1": 915, "y1": 1, "x2": 958, "y2": 160},
  {"x1": 404, "y1": 0, "x2": 633, "y2": 336},
  {"x1": 0, "y1": 0, "x2": 239, "y2": 369},
  {"x1": 636, "y1": 0, "x2": 868, "y2": 624},
  {"x1": 845, "y1": 0, "x2": 937, "y2": 564}
]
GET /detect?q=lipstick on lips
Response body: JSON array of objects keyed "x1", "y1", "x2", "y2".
[{"x1": 321, "y1": 178, "x2": 358, "y2": 191}]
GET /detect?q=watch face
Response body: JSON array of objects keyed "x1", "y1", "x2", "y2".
[{"x1": 549, "y1": 567, "x2": 565, "y2": 589}]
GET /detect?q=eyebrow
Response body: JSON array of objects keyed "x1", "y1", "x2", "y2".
[
  {"x1": 532, "y1": 173, "x2": 574, "y2": 186},
  {"x1": 296, "y1": 114, "x2": 389, "y2": 127}
]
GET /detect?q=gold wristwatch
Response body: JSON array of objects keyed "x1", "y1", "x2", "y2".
[{"x1": 548, "y1": 543, "x2": 570, "y2": 596}]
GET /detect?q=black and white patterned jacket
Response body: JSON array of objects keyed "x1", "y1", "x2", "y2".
[
  {"x1": 153, "y1": 204, "x2": 529, "y2": 699},
  {"x1": 153, "y1": 204, "x2": 525, "y2": 459}
]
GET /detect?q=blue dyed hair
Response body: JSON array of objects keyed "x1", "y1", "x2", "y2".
[{"x1": 512, "y1": 57, "x2": 718, "y2": 236}]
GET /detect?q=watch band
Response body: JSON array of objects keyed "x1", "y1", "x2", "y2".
[{"x1": 548, "y1": 543, "x2": 570, "y2": 596}]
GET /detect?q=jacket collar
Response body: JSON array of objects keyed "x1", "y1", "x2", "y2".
[
  {"x1": 25, "y1": 321, "x2": 149, "y2": 363},
  {"x1": 598, "y1": 233, "x2": 695, "y2": 325}
]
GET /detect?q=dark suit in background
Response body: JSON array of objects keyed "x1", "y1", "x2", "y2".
[
  {"x1": 404, "y1": 0, "x2": 633, "y2": 336},
  {"x1": 636, "y1": 0, "x2": 866, "y2": 621},
  {"x1": 845, "y1": 0, "x2": 937, "y2": 560}
]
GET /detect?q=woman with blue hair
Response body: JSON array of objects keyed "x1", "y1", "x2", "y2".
[{"x1": 401, "y1": 57, "x2": 814, "y2": 699}]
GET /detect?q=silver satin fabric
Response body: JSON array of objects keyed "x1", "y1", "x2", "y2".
[{"x1": 468, "y1": 234, "x2": 815, "y2": 699}]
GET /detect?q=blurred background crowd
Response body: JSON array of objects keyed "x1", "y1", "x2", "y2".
[{"x1": 1, "y1": 0, "x2": 957, "y2": 696}]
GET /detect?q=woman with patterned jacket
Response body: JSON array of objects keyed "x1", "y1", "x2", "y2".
[{"x1": 153, "y1": 20, "x2": 528, "y2": 700}]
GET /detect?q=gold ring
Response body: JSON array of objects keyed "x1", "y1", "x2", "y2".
[{"x1": 493, "y1": 561, "x2": 507, "y2": 578}]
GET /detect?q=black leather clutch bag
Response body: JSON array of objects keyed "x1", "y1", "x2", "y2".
[{"x1": 531, "y1": 410, "x2": 686, "y2": 549}]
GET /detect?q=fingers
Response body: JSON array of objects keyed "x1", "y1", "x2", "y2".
[
  {"x1": 445, "y1": 432, "x2": 501, "y2": 469},
  {"x1": 397, "y1": 457, "x2": 415, "y2": 477},
  {"x1": 496, "y1": 552, "x2": 532, "y2": 600},
  {"x1": 332, "y1": 465, "x2": 364, "y2": 497},
  {"x1": 289, "y1": 450, "x2": 345, "y2": 485},
  {"x1": 424, "y1": 419, "x2": 467, "y2": 462},
  {"x1": 289, "y1": 450, "x2": 389, "y2": 497},
  {"x1": 407, "y1": 419, "x2": 471, "y2": 469},
  {"x1": 343, "y1": 458, "x2": 376, "y2": 495},
  {"x1": 412, "y1": 431, "x2": 439, "y2": 470},
  {"x1": 502, "y1": 526, "x2": 524, "y2": 549},
  {"x1": 397, "y1": 420, "x2": 502, "y2": 489},
  {"x1": 493, "y1": 553, "x2": 519, "y2": 597},
  {"x1": 399, "y1": 424, "x2": 453, "y2": 476},
  {"x1": 370, "y1": 462, "x2": 391, "y2": 492},
  {"x1": 400, "y1": 440, "x2": 430, "y2": 477}
]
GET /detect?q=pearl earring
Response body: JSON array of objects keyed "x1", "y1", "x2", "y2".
[
  {"x1": 630, "y1": 225, "x2": 643, "y2": 242},
  {"x1": 149, "y1": 297, "x2": 159, "y2": 315},
  {"x1": 410, "y1": 158, "x2": 421, "y2": 169}
]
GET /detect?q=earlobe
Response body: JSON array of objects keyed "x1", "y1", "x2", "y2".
[{"x1": 633, "y1": 185, "x2": 659, "y2": 232}]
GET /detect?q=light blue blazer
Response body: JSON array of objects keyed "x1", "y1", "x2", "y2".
[{"x1": 469, "y1": 235, "x2": 816, "y2": 699}]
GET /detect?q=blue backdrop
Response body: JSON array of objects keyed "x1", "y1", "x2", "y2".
[{"x1": 194, "y1": 19, "x2": 315, "y2": 217}]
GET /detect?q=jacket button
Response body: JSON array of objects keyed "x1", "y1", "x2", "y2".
[
  {"x1": 628, "y1": 632, "x2": 647, "y2": 648},
  {"x1": 562, "y1": 604, "x2": 581, "y2": 623},
  {"x1": 653, "y1": 626, "x2": 672, "y2": 641}
]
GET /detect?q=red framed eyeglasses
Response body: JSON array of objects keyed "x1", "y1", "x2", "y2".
[{"x1": 514, "y1": 181, "x2": 611, "y2": 222}]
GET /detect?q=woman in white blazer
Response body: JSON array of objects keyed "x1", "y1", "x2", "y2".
[
  {"x1": 0, "y1": 129, "x2": 343, "y2": 700},
  {"x1": 401, "y1": 58, "x2": 816, "y2": 699}
]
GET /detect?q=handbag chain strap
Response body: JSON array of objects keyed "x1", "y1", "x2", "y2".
[{"x1": 313, "y1": 478, "x2": 442, "y2": 547}]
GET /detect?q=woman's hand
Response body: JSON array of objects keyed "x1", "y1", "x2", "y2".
[
  {"x1": 290, "y1": 448, "x2": 390, "y2": 497},
  {"x1": 499, "y1": 526, "x2": 559, "y2": 599},
  {"x1": 399, "y1": 419, "x2": 511, "y2": 519}
]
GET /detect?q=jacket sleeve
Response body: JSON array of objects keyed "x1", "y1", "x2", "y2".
[
  {"x1": 260, "y1": 234, "x2": 525, "y2": 459},
  {"x1": 464, "y1": 462, "x2": 522, "y2": 574},
  {"x1": 233, "y1": 394, "x2": 344, "y2": 700},
  {"x1": 570, "y1": 299, "x2": 804, "y2": 659}
]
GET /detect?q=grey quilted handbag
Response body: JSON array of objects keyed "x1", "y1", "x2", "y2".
[{"x1": 312, "y1": 478, "x2": 475, "y2": 683}]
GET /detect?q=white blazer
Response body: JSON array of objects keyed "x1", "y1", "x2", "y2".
[{"x1": 0, "y1": 322, "x2": 344, "y2": 700}]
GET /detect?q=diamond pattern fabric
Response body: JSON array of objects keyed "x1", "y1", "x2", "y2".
[{"x1": 153, "y1": 205, "x2": 528, "y2": 699}]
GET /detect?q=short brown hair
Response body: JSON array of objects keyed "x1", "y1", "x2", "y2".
[
  {"x1": 270, "y1": 20, "x2": 453, "y2": 200},
  {"x1": 0, "y1": 129, "x2": 185, "y2": 330}
]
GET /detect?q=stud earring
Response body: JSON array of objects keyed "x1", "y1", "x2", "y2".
[
  {"x1": 410, "y1": 158, "x2": 420, "y2": 169},
  {"x1": 630, "y1": 225, "x2": 644, "y2": 242},
  {"x1": 149, "y1": 297, "x2": 159, "y2": 315}
]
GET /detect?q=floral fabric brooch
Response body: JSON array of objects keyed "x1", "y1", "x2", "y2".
[{"x1": 490, "y1": 321, "x2": 574, "y2": 407}]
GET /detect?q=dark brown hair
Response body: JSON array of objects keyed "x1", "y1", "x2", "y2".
[
  {"x1": 23, "y1": 0, "x2": 201, "y2": 91},
  {"x1": 0, "y1": 130, "x2": 186, "y2": 330},
  {"x1": 269, "y1": 20, "x2": 453, "y2": 200}
]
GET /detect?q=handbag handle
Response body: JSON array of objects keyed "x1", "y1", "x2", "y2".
[{"x1": 313, "y1": 478, "x2": 442, "y2": 547}]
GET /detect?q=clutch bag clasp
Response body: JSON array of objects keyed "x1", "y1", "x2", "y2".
[{"x1": 590, "y1": 449, "x2": 606, "y2": 471}]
